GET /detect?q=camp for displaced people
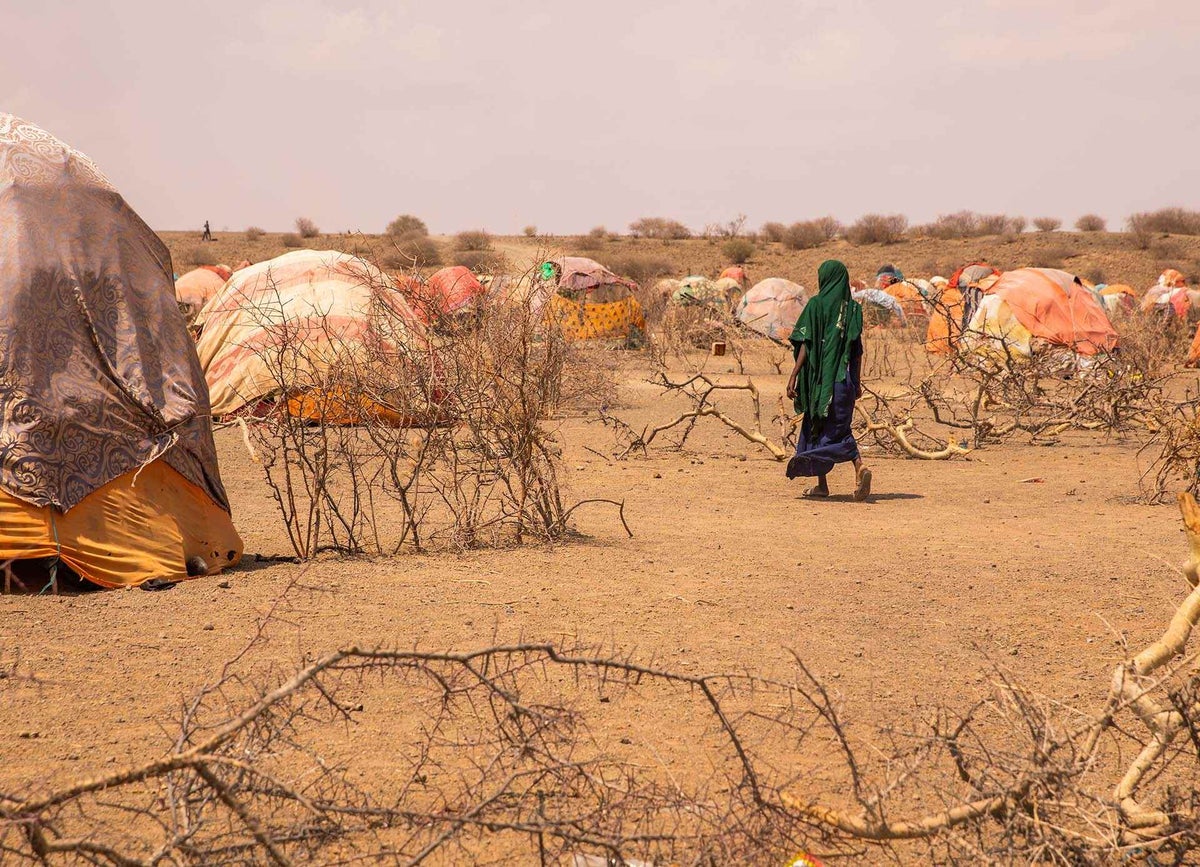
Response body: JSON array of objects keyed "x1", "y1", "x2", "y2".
[{"x1": 0, "y1": 114, "x2": 242, "y2": 590}]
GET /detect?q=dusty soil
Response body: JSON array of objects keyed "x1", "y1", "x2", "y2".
[
  {"x1": 7, "y1": 229, "x2": 1200, "y2": 860},
  {"x1": 3, "y1": 333, "x2": 1198, "y2": 858}
]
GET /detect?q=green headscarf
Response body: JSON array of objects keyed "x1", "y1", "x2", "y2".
[{"x1": 789, "y1": 260, "x2": 863, "y2": 420}]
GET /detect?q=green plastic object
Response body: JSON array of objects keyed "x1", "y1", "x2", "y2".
[{"x1": 540, "y1": 261, "x2": 556, "y2": 281}]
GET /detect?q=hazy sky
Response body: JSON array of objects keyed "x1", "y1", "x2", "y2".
[{"x1": 4, "y1": 0, "x2": 1198, "y2": 234}]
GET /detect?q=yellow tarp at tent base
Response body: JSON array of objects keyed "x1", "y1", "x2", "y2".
[
  {"x1": 546, "y1": 294, "x2": 645, "y2": 340},
  {"x1": 0, "y1": 459, "x2": 243, "y2": 590}
]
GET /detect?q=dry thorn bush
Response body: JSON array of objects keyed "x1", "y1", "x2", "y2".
[
  {"x1": 229, "y1": 262, "x2": 619, "y2": 557},
  {"x1": 845, "y1": 213, "x2": 907, "y2": 245},
  {"x1": 7, "y1": 497, "x2": 1200, "y2": 863},
  {"x1": 1033, "y1": 217, "x2": 1062, "y2": 233},
  {"x1": 294, "y1": 217, "x2": 320, "y2": 239}
]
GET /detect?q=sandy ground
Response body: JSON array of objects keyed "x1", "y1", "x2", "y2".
[{"x1": 3, "y1": 339, "x2": 1195, "y2": 861}]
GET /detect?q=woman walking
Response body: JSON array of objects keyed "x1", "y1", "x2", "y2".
[{"x1": 785, "y1": 259, "x2": 872, "y2": 500}]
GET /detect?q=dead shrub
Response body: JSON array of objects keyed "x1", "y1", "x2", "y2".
[
  {"x1": 280, "y1": 232, "x2": 303, "y2": 248},
  {"x1": 1151, "y1": 237, "x2": 1184, "y2": 260},
  {"x1": 186, "y1": 245, "x2": 218, "y2": 267},
  {"x1": 1075, "y1": 213, "x2": 1106, "y2": 232},
  {"x1": 385, "y1": 214, "x2": 428, "y2": 236},
  {"x1": 782, "y1": 220, "x2": 826, "y2": 250},
  {"x1": 629, "y1": 217, "x2": 692, "y2": 240},
  {"x1": 238, "y1": 268, "x2": 598, "y2": 557},
  {"x1": 760, "y1": 221, "x2": 787, "y2": 243},
  {"x1": 454, "y1": 249, "x2": 502, "y2": 271},
  {"x1": 383, "y1": 232, "x2": 441, "y2": 268},
  {"x1": 295, "y1": 216, "x2": 321, "y2": 238},
  {"x1": 722, "y1": 237, "x2": 755, "y2": 264},
  {"x1": 244, "y1": 225, "x2": 265, "y2": 241},
  {"x1": 522, "y1": 224, "x2": 537, "y2": 237},
  {"x1": 451, "y1": 230, "x2": 500, "y2": 271},
  {"x1": 577, "y1": 226, "x2": 608, "y2": 251},
  {"x1": 1033, "y1": 216, "x2": 1062, "y2": 232},
  {"x1": 813, "y1": 215, "x2": 842, "y2": 240},
  {"x1": 603, "y1": 253, "x2": 672, "y2": 287},
  {"x1": 1128, "y1": 207, "x2": 1200, "y2": 236},
  {"x1": 845, "y1": 213, "x2": 907, "y2": 245},
  {"x1": 1081, "y1": 263, "x2": 1106, "y2": 284},
  {"x1": 1008, "y1": 215, "x2": 1027, "y2": 234}
]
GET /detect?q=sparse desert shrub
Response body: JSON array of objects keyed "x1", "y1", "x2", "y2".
[
  {"x1": 245, "y1": 226, "x2": 265, "y2": 241},
  {"x1": 629, "y1": 217, "x2": 692, "y2": 240},
  {"x1": 385, "y1": 233, "x2": 442, "y2": 268},
  {"x1": 782, "y1": 221, "x2": 826, "y2": 250},
  {"x1": 760, "y1": 222, "x2": 787, "y2": 243},
  {"x1": 187, "y1": 245, "x2": 218, "y2": 267},
  {"x1": 522, "y1": 225, "x2": 537, "y2": 237},
  {"x1": 1075, "y1": 214, "x2": 1106, "y2": 232},
  {"x1": 722, "y1": 237, "x2": 755, "y2": 264},
  {"x1": 1081, "y1": 264, "x2": 1107, "y2": 284},
  {"x1": 977, "y1": 213, "x2": 1011, "y2": 234},
  {"x1": 577, "y1": 226, "x2": 609, "y2": 251},
  {"x1": 454, "y1": 230, "x2": 492, "y2": 252},
  {"x1": 454, "y1": 249, "x2": 502, "y2": 271},
  {"x1": 845, "y1": 213, "x2": 907, "y2": 245},
  {"x1": 386, "y1": 214, "x2": 428, "y2": 237},
  {"x1": 1128, "y1": 207, "x2": 1200, "y2": 236},
  {"x1": 813, "y1": 215, "x2": 842, "y2": 241},
  {"x1": 1033, "y1": 217, "x2": 1062, "y2": 232},
  {"x1": 295, "y1": 217, "x2": 320, "y2": 238},
  {"x1": 603, "y1": 254, "x2": 673, "y2": 286},
  {"x1": 281, "y1": 232, "x2": 303, "y2": 248},
  {"x1": 921, "y1": 212, "x2": 1023, "y2": 239}
]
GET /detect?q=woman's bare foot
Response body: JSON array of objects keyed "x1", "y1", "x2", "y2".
[
  {"x1": 804, "y1": 484, "x2": 830, "y2": 498},
  {"x1": 853, "y1": 467, "x2": 872, "y2": 502}
]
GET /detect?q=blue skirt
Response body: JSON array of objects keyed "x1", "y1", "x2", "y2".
[{"x1": 787, "y1": 380, "x2": 859, "y2": 479}]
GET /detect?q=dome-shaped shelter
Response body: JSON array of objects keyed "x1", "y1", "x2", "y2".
[
  {"x1": 962, "y1": 268, "x2": 1118, "y2": 358},
  {"x1": 175, "y1": 265, "x2": 231, "y2": 317},
  {"x1": 532, "y1": 257, "x2": 645, "y2": 341},
  {"x1": 735, "y1": 278, "x2": 808, "y2": 340},
  {"x1": 196, "y1": 250, "x2": 425, "y2": 422},
  {"x1": 0, "y1": 114, "x2": 241, "y2": 589},
  {"x1": 409, "y1": 265, "x2": 486, "y2": 324}
]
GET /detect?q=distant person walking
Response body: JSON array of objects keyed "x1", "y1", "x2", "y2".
[
  {"x1": 201, "y1": 220, "x2": 212, "y2": 241},
  {"x1": 785, "y1": 259, "x2": 872, "y2": 500}
]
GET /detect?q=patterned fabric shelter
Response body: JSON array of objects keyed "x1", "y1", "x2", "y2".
[
  {"x1": 409, "y1": 265, "x2": 485, "y2": 323},
  {"x1": 962, "y1": 268, "x2": 1118, "y2": 358},
  {"x1": 735, "y1": 278, "x2": 808, "y2": 340},
  {"x1": 0, "y1": 113, "x2": 240, "y2": 589},
  {"x1": 195, "y1": 249, "x2": 424, "y2": 419},
  {"x1": 672, "y1": 275, "x2": 725, "y2": 307}
]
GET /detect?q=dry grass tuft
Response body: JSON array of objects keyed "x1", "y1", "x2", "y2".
[
  {"x1": 280, "y1": 232, "x2": 303, "y2": 248},
  {"x1": 186, "y1": 245, "x2": 218, "y2": 267}
]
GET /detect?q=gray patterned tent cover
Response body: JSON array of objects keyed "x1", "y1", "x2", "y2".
[{"x1": 0, "y1": 113, "x2": 230, "y2": 512}]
